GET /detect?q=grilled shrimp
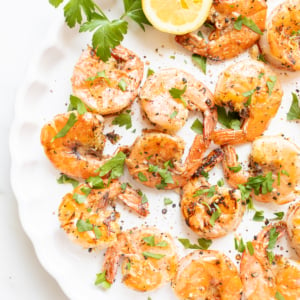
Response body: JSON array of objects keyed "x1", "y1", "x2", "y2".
[
  {"x1": 71, "y1": 45, "x2": 144, "y2": 115},
  {"x1": 126, "y1": 132, "x2": 208, "y2": 189},
  {"x1": 259, "y1": 0, "x2": 300, "y2": 71},
  {"x1": 287, "y1": 201, "x2": 300, "y2": 257},
  {"x1": 181, "y1": 149, "x2": 245, "y2": 239},
  {"x1": 102, "y1": 226, "x2": 178, "y2": 291},
  {"x1": 140, "y1": 68, "x2": 217, "y2": 137},
  {"x1": 223, "y1": 135, "x2": 300, "y2": 204},
  {"x1": 212, "y1": 60, "x2": 283, "y2": 145},
  {"x1": 172, "y1": 250, "x2": 243, "y2": 300},
  {"x1": 41, "y1": 111, "x2": 111, "y2": 179},
  {"x1": 241, "y1": 222, "x2": 300, "y2": 300},
  {"x1": 58, "y1": 181, "x2": 149, "y2": 249},
  {"x1": 175, "y1": 0, "x2": 267, "y2": 61}
]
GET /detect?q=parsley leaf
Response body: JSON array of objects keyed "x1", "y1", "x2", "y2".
[
  {"x1": 170, "y1": 111, "x2": 178, "y2": 119},
  {"x1": 178, "y1": 238, "x2": 212, "y2": 250},
  {"x1": 86, "y1": 176, "x2": 104, "y2": 188},
  {"x1": 267, "y1": 76, "x2": 277, "y2": 96},
  {"x1": 242, "y1": 89, "x2": 256, "y2": 107},
  {"x1": 51, "y1": 112, "x2": 77, "y2": 142},
  {"x1": 275, "y1": 291, "x2": 285, "y2": 300},
  {"x1": 112, "y1": 112, "x2": 132, "y2": 129},
  {"x1": 234, "y1": 15, "x2": 262, "y2": 35},
  {"x1": 193, "y1": 186, "x2": 216, "y2": 198},
  {"x1": 192, "y1": 54, "x2": 207, "y2": 74},
  {"x1": 98, "y1": 152, "x2": 126, "y2": 179},
  {"x1": 76, "y1": 219, "x2": 93, "y2": 232},
  {"x1": 142, "y1": 252, "x2": 165, "y2": 259},
  {"x1": 68, "y1": 95, "x2": 87, "y2": 114},
  {"x1": 246, "y1": 241, "x2": 254, "y2": 255},
  {"x1": 147, "y1": 68, "x2": 154, "y2": 77},
  {"x1": 138, "y1": 172, "x2": 148, "y2": 182},
  {"x1": 228, "y1": 164, "x2": 242, "y2": 173},
  {"x1": 234, "y1": 237, "x2": 245, "y2": 253},
  {"x1": 169, "y1": 85, "x2": 187, "y2": 107},
  {"x1": 80, "y1": 15, "x2": 128, "y2": 62},
  {"x1": 49, "y1": 0, "x2": 97, "y2": 27},
  {"x1": 94, "y1": 271, "x2": 111, "y2": 289},
  {"x1": 73, "y1": 193, "x2": 88, "y2": 204},
  {"x1": 164, "y1": 198, "x2": 173, "y2": 205},
  {"x1": 209, "y1": 204, "x2": 221, "y2": 226},
  {"x1": 253, "y1": 210, "x2": 264, "y2": 222},
  {"x1": 143, "y1": 235, "x2": 155, "y2": 246},
  {"x1": 57, "y1": 174, "x2": 79, "y2": 188},
  {"x1": 267, "y1": 227, "x2": 280, "y2": 263},
  {"x1": 191, "y1": 118, "x2": 203, "y2": 134},
  {"x1": 118, "y1": 78, "x2": 127, "y2": 91},
  {"x1": 122, "y1": 0, "x2": 151, "y2": 30},
  {"x1": 272, "y1": 212, "x2": 284, "y2": 220},
  {"x1": 287, "y1": 93, "x2": 300, "y2": 120},
  {"x1": 216, "y1": 106, "x2": 241, "y2": 130}
]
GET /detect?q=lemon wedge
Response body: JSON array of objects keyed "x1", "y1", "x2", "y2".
[{"x1": 142, "y1": 0, "x2": 212, "y2": 35}]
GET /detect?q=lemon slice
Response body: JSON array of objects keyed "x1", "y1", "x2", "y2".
[{"x1": 142, "y1": 0, "x2": 212, "y2": 35}]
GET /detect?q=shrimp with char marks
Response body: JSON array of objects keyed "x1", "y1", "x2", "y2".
[
  {"x1": 181, "y1": 148, "x2": 245, "y2": 239},
  {"x1": 140, "y1": 68, "x2": 217, "y2": 138},
  {"x1": 212, "y1": 60, "x2": 283, "y2": 145},
  {"x1": 58, "y1": 181, "x2": 149, "y2": 249},
  {"x1": 126, "y1": 132, "x2": 208, "y2": 189},
  {"x1": 71, "y1": 45, "x2": 144, "y2": 115},
  {"x1": 41, "y1": 111, "x2": 115, "y2": 179},
  {"x1": 241, "y1": 222, "x2": 300, "y2": 300},
  {"x1": 102, "y1": 226, "x2": 178, "y2": 291},
  {"x1": 259, "y1": 0, "x2": 300, "y2": 71},
  {"x1": 172, "y1": 250, "x2": 243, "y2": 300},
  {"x1": 175, "y1": 0, "x2": 267, "y2": 61},
  {"x1": 287, "y1": 201, "x2": 300, "y2": 257},
  {"x1": 222, "y1": 135, "x2": 300, "y2": 205}
]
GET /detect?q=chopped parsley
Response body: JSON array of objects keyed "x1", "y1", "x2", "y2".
[
  {"x1": 51, "y1": 112, "x2": 77, "y2": 142},
  {"x1": 192, "y1": 54, "x2": 207, "y2": 74},
  {"x1": 142, "y1": 251, "x2": 165, "y2": 259},
  {"x1": 169, "y1": 85, "x2": 187, "y2": 107},
  {"x1": 178, "y1": 237, "x2": 212, "y2": 250},
  {"x1": 287, "y1": 93, "x2": 300, "y2": 120},
  {"x1": 94, "y1": 271, "x2": 111, "y2": 289},
  {"x1": 112, "y1": 112, "x2": 132, "y2": 129},
  {"x1": 57, "y1": 174, "x2": 79, "y2": 188},
  {"x1": 234, "y1": 15, "x2": 263, "y2": 35},
  {"x1": 191, "y1": 118, "x2": 203, "y2": 134},
  {"x1": 267, "y1": 76, "x2": 277, "y2": 96}
]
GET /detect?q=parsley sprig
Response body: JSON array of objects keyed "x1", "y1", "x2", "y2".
[{"x1": 50, "y1": 0, "x2": 150, "y2": 61}]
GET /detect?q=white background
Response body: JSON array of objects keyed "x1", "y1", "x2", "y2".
[{"x1": 1, "y1": 1, "x2": 67, "y2": 299}]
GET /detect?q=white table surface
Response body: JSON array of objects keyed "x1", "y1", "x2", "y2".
[{"x1": 2, "y1": 1, "x2": 67, "y2": 299}]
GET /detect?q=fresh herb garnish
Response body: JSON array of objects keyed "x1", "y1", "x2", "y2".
[
  {"x1": 86, "y1": 176, "x2": 104, "y2": 188},
  {"x1": 93, "y1": 226, "x2": 102, "y2": 239},
  {"x1": 98, "y1": 152, "x2": 126, "y2": 179},
  {"x1": 86, "y1": 70, "x2": 110, "y2": 83},
  {"x1": 234, "y1": 237, "x2": 245, "y2": 252},
  {"x1": 217, "y1": 178, "x2": 224, "y2": 187},
  {"x1": 267, "y1": 227, "x2": 280, "y2": 263},
  {"x1": 275, "y1": 291, "x2": 285, "y2": 300},
  {"x1": 57, "y1": 174, "x2": 79, "y2": 188},
  {"x1": 267, "y1": 76, "x2": 277, "y2": 95},
  {"x1": 142, "y1": 235, "x2": 168, "y2": 247},
  {"x1": 138, "y1": 172, "x2": 148, "y2": 182},
  {"x1": 164, "y1": 198, "x2": 173, "y2": 205},
  {"x1": 209, "y1": 203, "x2": 221, "y2": 226},
  {"x1": 94, "y1": 271, "x2": 111, "y2": 289},
  {"x1": 142, "y1": 251, "x2": 165, "y2": 259},
  {"x1": 216, "y1": 106, "x2": 241, "y2": 130},
  {"x1": 68, "y1": 95, "x2": 88, "y2": 114},
  {"x1": 192, "y1": 54, "x2": 207, "y2": 74},
  {"x1": 272, "y1": 212, "x2": 284, "y2": 220},
  {"x1": 112, "y1": 112, "x2": 132, "y2": 129},
  {"x1": 178, "y1": 238, "x2": 212, "y2": 250},
  {"x1": 51, "y1": 112, "x2": 77, "y2": 142},
  {"x1": 242, "y1": 89, "x2": 256, "y2": 106},
  {"x1": 121, "y1": 182, "x2": 127, "y2": 192},
  {"x1": 253, "y1": 210, "x2": 264, "y2": 222},
  {"x1": 193, "y1": 186, "x2": 216, "y2": 198},
  {"x1": 169, "y1": 85, "x2": 187, "y2": 107},
  {"x1": 147, "y1": 68, "x2": 154, "y2": 77},
  {"x1": 118, "y1": 78, "x2": 127, "y2": 91},
  {"x1": 73, "y1": 193, "x2": 88, "y2": 204},
  {"x1": 191, "y1": 118, "x2": 203, "y2": 134},
  {"x1": 170, "y1": 110, "x2": 178, "y2": 119},
  {"x1": 141, "y1": 193, "x2": 148, "y2": 204},
  {"x1": 287, "y1": 93, "x2": 300, "y2": 120},
  {"x1": 76, "y1": 219, "x2": 93, "y2": 232},
  {"x1": 228, "y1": 164, "x2": 242, "y2": 173},
  {"x1": 246, "y1": 241, "x2": 254, "y2": 255},
  {"x1": 234, "y1": 15, "x2": 262, "y2": 35},
  {"x1": 50, "y1": 0, "x2": 150, "y2": 61},
  {"x1": 257, "y1": 53, "x2": 266, "y2": 62}
]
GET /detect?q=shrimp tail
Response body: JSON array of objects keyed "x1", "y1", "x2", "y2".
[
  {"x1": 212, "y1": 129, "x2": 246, "y2": 145},
  {"x1": 222, "y1": 145, "x2": 248, "y2": 188},
  {"x1": 203, "y1": 107, "x2": 218, "y2": 145},
  {"x1": 118, "y1": 186, "x2": 149, "y2": 217},
  {"x1": 102, "y1": 243, "x2": 121, "y2": 284},
  {"x1": 194, "y1": 148, "x2": 224, "y2": 177}
]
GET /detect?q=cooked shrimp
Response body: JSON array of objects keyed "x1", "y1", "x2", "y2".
[
  {"x1": 181, "y1": 149, "x2": 245, "y2": 239},
  {"x1": 223, "y1": 135, "x2": 300, "y2": 204},
  {"x1": 287, "y1": 201, "x2": 300, "y2": 257},
  {"x1": 259, "y1": 0, "x2": 300, "y2": 71},
  {"x1": 126, "y1": 132, "x2": 208, "y2": 189},
  {"x1": 241, "y1": 222, "x2": 300, "y2": 300},
  {"x1": 212, "y1": 60, "x2": 283, "y2": 145},
  {"x1": 140, "y1": 68, "x2": 217, "y2": 137},
  {"x1": 172, "y1": 250, "x2": 243, "y2": 300},
  {"x1": 40, "y1": 111, "x2": 117, "y2": 179},
  {"x1": 175, "y1": 0, "x2": 267, "y2": 60},
  {"x1": 102, "y1": 226, "x2": 178, "y2": 291},
  {"x1": 71, "y1": 45, "x2": 144, "y2": 115},
  {"x1": 58, "y1": 181, "x2": 149, "y2": 249}
]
